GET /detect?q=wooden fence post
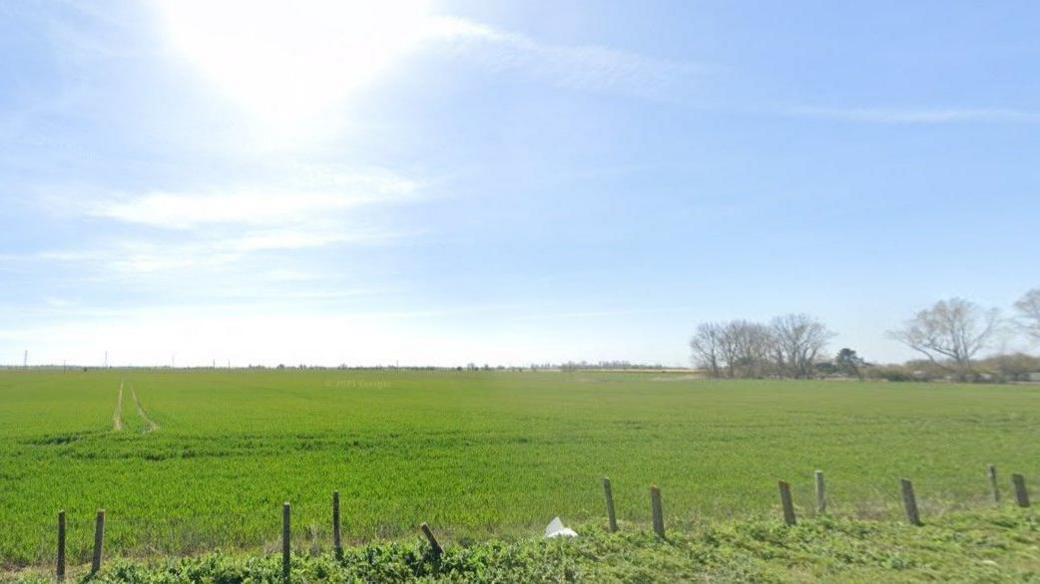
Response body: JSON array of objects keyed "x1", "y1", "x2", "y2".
[
  {"x1": 815, "y1": 470, "x2": 827, "y2": 515},
  {"x1": 282, "y1": 502, "x2": 291, "y2": 581},
  {"x1": 1012, "y1": 474, "x2": 1031, "y2": 508},
  {"x1": 988, "y1": 465, "x2": 1000, "y2": 503},
  {"x1": 603, "y1": 477, "x2": 618, "y2": 533},
  {"x1": 421, "y1": 522, "x2": 443, "y2": 558},
  {"x1": 650, "y1": 485, "x2": 665, "y2": 539},
  {"x1": 91, "y1": 509, "x2": 105, "y2": 575},
  {"x1": 900, "y1": 479, "x2": 922, "y2": 526},
  {"x1": 56, "y1": 511, "x2": 66, "y2": 582},
  {"x1": 778, "y1": 481, "x2": 797, "y2": 526},
  {"x1": 332, "y1": 491, "x2": 343, "y2": 559}
]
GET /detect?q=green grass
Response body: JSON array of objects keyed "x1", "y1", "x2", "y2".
[
  {"x1": 2, "y1": 369, "x2": 1040, "y2": 571},
  {"x1": 9, "y1": 511, "x2": 1040, "y2": 583}
]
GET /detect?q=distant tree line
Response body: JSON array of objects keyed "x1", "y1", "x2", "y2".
[
  {"x1": 689, "y1": 287, "x2": 1040, "y2": 383},
  {"x1": 689, "y1": 314, "x2": 834, "y2": 379},
  {"x1": 558, "y1": 360, "x2": 664, "y2": 371}
]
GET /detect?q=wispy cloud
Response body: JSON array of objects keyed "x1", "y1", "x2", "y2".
[
  {"x1": 8, "y1": 165, "x2": 423, "y2": 278},
  {"x1": 91, "y1": 191, "x2": 392, "y2": 230},
  {"x1": 425, "y1": 16, "x2": 702, "y2": 101},
  {"x1": 1, "y1": 226, "x2": 404, "y2": 274},
  {"x1": 512, "y1": 306, "x2": 694, "y2": 321},
  {"x1": 790, "y1": 106, "x2": 1040, "y2": 125},
  {"x1": 85, "y1": 170, "x2": 420, "y2": 230}
]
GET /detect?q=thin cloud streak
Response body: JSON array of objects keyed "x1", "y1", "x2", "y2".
[
  {"x1": 425, "y1": 16, "x2": 703, "y2": 101},
  {"x1": 91, "y1": 191, "x2": 405, "y2": 230},
  {"x1": 0, "y1": 227, "x2": 407, "y2": 274},
  {"x1": 790, "y1": 106, "x2": 1040, "y2": 125},
  {"x1": 85, "y1": 171, "x2": 421, "y2": 230},
  {"x1": 512, "y1": 306, "x2": 695, "y2": 321},
  {"x1": 6, "y1": 166, "x2": 426, "y2": 276}
]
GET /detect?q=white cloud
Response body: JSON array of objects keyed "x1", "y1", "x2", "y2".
[
  {"x1": 93, "y1": 191, "x2": 373, "y2": 229},
  {"x1": 13, "y1": 226, "x2": 402, "y2": 275},
  {"x1": 225, "y1": 229, "x2": 385, "y2": 253},
  {"x1": 10, "y1": 165, "x2": 423, "y2": 277},
  {"x1": 512, "y1": 306, "x2": 694, "y2": 321},
  {"x1": 791, "y1": 107, "x2": 1040, "y2": 125},
  {"x1": 87, "y1": 170, "x2": 421, "y2": 230},
  {"x1": 425, "y1": 16, "x2": 699, "y2": 101}
]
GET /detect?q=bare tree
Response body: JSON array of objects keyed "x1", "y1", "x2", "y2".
[
  {"x1": 690, "y1": 320, "x2": 774, "y2": 378},
  {"x1": 771, "y1": 314, "x2": 835, "y2": 378},
  {"x1": 725, "y1": 320, "x2": 775, "y2": 378},
  {"x1": 715, "y1": 322, "x2": 741, "y2": 378},
  {"x1": 692, "y1": 315, "x2": 843, "y2": 379},
  {"x1": 889, "y1": 298, "x2": 999, "y2": 375},
  {"x1": 1015, "y1": 288, "x2": 1040, "y2": 342},
  {"x1": 689, "y1": 323, "x2": 724, "y2": 377}
]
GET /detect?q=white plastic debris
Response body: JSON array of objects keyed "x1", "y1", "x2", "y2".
[{"x1": 544, "y1": 516, "x2": 578, "y2": 539}]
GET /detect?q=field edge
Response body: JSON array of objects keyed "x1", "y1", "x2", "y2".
[{"x1": 6, "y1": 509, "x2": 1040, "y2": 583}]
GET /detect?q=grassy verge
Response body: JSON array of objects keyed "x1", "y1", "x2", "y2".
[{"x1": 8, "y1": 510, "x2": 1040, "y2": 583}]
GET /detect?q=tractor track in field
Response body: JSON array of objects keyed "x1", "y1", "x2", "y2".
[
  {"x1": 130, "y1": 386, "x2": 160, "y2": 433},
  {"x1": 112, "y1": 381, "x2": 124, "y2": 432}
]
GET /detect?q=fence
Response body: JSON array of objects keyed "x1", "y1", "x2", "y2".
[{"x1": 50, "y1": 465, "x2": 1033, "y2": 582}]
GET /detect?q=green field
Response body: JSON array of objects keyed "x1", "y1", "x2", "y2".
[{"x1": 2, "y1": 369, "x2": 1039, "y2": 572}]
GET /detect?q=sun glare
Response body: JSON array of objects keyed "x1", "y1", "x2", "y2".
[{"x1": 155, "y1": 0, "x2": 433, "y2": 128}]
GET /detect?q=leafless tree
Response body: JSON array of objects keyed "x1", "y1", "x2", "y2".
[
  {"x1": 690, "y1": 322, "x2": 724, "y2": 377},
  {"x1": 715, "y1": 322, "x2": 741, "y2": 378},
  {"x1": 1015, "y1": 288, "x2": 1040, "y2": 342},
  {"x1": 771, "y1": 314, "x2": 835, "y2": 378},
  {"x1": 889, "y1": 298, "x2": 1000, "y2": 375},
  {"x1": 690, "y1": 320, "x2": 775, "y2": 378},
  {"x1": 692, "y1": 315, "x2": 840, "y2": 379},
  {"x1": 725, "y1": 320, "x2": 775, "y2": 378}
]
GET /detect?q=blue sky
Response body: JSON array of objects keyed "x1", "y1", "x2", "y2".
[{"x1": 1, "y1": 1, "x2": 1037, "y2": 367}]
